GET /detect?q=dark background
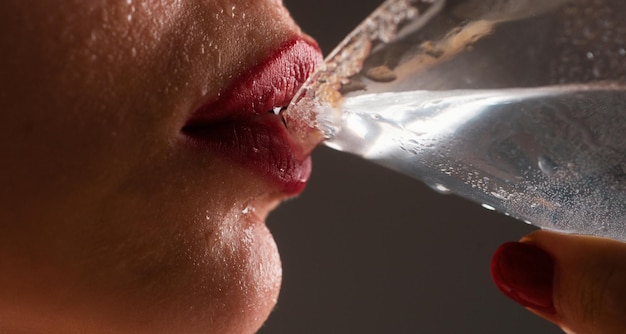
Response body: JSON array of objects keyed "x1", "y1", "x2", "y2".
[{"x1": 260, "y1": 1, "x2": 563, "y2": 333}]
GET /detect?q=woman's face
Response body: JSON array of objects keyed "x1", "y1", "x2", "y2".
[{"x1": 0, "y1": 1, "x2": 321, "y2": 332}]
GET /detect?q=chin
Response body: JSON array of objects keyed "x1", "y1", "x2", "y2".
[
  {"x1": 81, "y1": 150, "x2": 290, "y2": 334},
  {"x1": 130, "y1": 210, "x2": 283, "y2": 334},
  {"x1": 194, "y1": 217, "x2": 283, "y2": 334}
]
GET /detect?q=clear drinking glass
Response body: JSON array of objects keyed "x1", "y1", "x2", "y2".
[{"x1": 283, "y1": 0, "x2": 626, "y2": 240}]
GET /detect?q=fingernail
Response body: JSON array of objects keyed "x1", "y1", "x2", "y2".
[{"x1": 491, "y1": 242, "x2": 556, "y2": 314}]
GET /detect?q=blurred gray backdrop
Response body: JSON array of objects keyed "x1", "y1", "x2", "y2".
[{"x1": 260, "y1": 1, "x2": 563, "y2": 333}]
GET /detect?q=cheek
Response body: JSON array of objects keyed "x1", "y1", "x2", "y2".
[{"x1": 0, "y1": 2, "x2": 183, "y2": 219}]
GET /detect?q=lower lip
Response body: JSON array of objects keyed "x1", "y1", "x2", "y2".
[{"x1": 182, "y1": 114, "x2": 312, "y2": 194}]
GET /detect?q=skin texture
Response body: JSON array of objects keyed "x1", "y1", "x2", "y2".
[{"x1": 0, "y1": 0, "x2": 315, "y2": 332}]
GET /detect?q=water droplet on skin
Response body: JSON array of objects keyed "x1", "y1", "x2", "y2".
[{"x1": 131, "y1": 47, "x2": 137, "y2": 57}]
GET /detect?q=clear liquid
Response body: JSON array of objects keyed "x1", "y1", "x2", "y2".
[
  {"x1": 325, "y1": 86, "x2": 626, "y2": 240},
  {"x1": 283, "y1": 0, "x2": 626, "y2": 240}
]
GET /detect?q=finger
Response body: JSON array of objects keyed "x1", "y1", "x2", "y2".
[{"x1": 491, "y1": 230, "x2": 626, "y2": 334}]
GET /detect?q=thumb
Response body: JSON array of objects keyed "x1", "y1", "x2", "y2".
[{"x1": 491, "y1": 230, "x2": 626, "y2": 334}]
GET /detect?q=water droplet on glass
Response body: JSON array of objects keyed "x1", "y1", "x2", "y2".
[
  {"x1": 481, "y1": 203, "x2": 496, "y2": 211},
  {"x1": 432, "y1": 183, "x2": 451, "y2": 194},
  {"x1": 538, "y1": 155, "x2": 558, "y2": 176}
]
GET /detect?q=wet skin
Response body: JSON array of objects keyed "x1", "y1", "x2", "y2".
[{"x1": 0, "y1": 1, "x2": 321, "y2": 333}]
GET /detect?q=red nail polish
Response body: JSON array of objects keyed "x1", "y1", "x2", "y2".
[{"x1": 491, "y1": 242, "x2": 556, "y2": 314}]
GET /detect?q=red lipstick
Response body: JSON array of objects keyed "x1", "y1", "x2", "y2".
[{"x1": 182, "y1": 38, "x2": 323, "y2": 194}]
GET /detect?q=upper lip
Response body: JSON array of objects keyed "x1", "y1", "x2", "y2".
[
  {"x1": 181, "y1": 38, "x2": 323, "y2": 194},
  {"x1": 183, "y1": 38, "x2": 322, "y2": 128}
]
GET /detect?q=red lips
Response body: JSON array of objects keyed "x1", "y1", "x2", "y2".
[{"x1": 182, "y1": 38, "x2": 323, "y2": 194}]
